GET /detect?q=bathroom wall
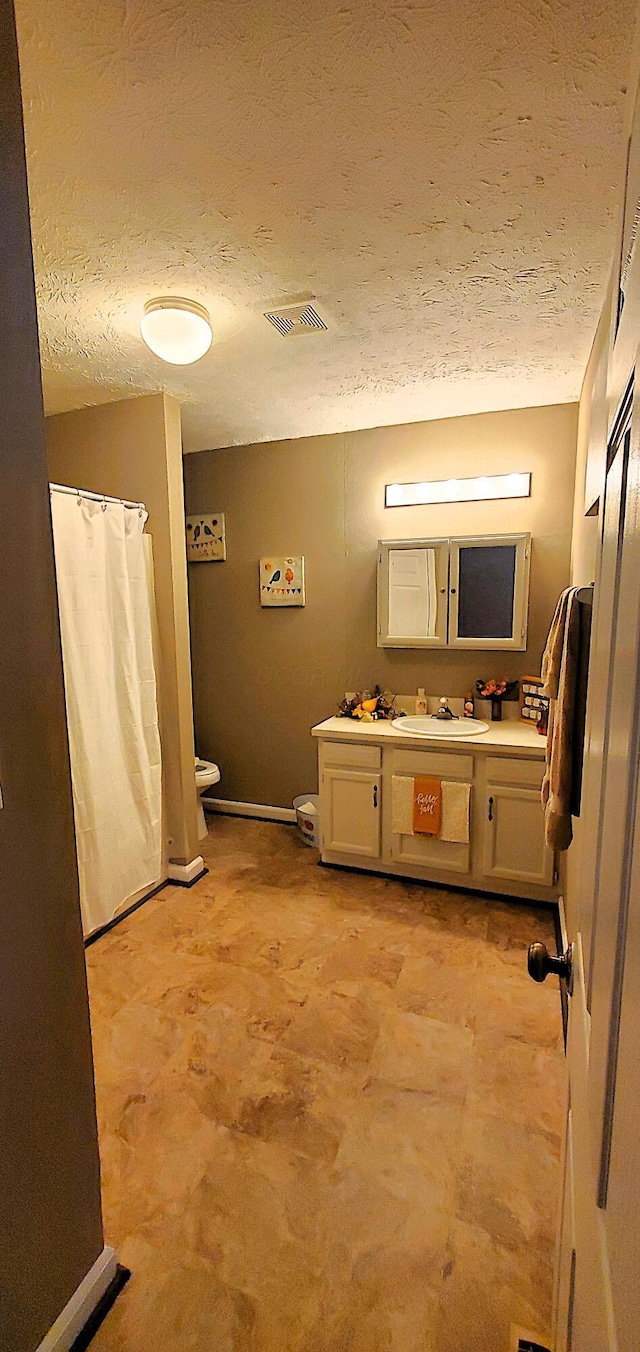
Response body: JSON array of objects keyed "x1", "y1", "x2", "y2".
[
  {"x1": 565, "y1": 276, "x2": 614, "y2": 936},
  {"x1": 0, "y1": 5, "x2": 104, "y2": 1347},
  {"x1": 185, "y1": 401, "x2": 578, "y2": 808},
  {"x1": 46, "y1": 393, "x2": 200, "y2": 866}
]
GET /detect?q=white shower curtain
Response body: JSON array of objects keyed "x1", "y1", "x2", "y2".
[{"x1": 51, "y1": 491, "x2": 163, "y2": 936}]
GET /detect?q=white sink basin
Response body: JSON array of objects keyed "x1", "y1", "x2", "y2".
[{"x1": 393, "y1": 716, "x2": 490, "y2": 738}]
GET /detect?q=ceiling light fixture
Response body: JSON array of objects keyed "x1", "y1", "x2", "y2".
[
  {"x1": 140, "y1": 297, "x2": 212, "y2": 365},
  {"x1": 385, "y1": 472, "x2": 531, "y2": 508}
]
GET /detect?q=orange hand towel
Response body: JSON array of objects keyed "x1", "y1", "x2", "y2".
[{"x1": 412, "y1": 776, "x2": 442, "y2": 836}]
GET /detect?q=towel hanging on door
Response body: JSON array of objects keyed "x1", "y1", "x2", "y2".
[
  {"x1": 541, "y1": 586, "x2": 581, "y2": 851},
  {"x1": 412, "y1": 776, "x2": 442, "y2": 835},
  {"x1": 392, "y1": 776, "x2": 470, "y2": 842}
]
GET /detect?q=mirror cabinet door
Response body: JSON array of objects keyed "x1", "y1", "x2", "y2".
[
  {"x1": 388, "y1": 548, "x2": 437, "y2": 638},
  {"x1": 448, "y1": 535, "x2": 530, "y2": 649},
  {"x1": 377, "y1": 541, "x2": 448, "y2": 647}
]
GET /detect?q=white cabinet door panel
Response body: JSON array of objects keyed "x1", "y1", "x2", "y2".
[
  {"x1": 322, "y1": 770, "x2": 381, "y2": 858},
  {"x1": 483, "y1": 782, "x2": 553, "y2": 886},
  {"x1": 388, "y1": 547, "x2": 436, "y2": 638},
  {"x1": 391, "y1": 830, "x2": 470, "y2": 874}
]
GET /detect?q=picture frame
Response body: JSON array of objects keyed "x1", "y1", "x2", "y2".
[
  {"x1": 186, "y1": 513, "x2": 226, "y2": 562},
  {"x1": 259, "y1": 556, "x2": 305, "y2": 606}
]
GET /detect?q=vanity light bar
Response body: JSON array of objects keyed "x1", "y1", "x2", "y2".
[{"x1": 385, "y1": 472, "x2": 531, "y2": 508}]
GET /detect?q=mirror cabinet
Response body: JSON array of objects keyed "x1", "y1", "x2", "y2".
[{"x1": 377, "y1": 533, "x2": 531, "y2": 650}]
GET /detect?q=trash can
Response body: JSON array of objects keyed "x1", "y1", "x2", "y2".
[{"x1": 293, "y1": 793, "x2": 320, "y2": 847}]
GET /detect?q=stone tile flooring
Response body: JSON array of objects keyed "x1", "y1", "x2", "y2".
[{"x1": 87, "y1": 816, "x2": 565, "y2": 1352}]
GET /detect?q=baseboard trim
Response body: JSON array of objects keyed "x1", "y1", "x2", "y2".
[
  {"x1": 84, "y1": 878, "x2": 168, "y2": 948},
  {"x1": 202, "y1": 797, "x2": 296, "y2": 824},
  {"x1": 168, "y1": 855, "x2": 206, "y2": 884},
  {"x1": 70, "y1": 1265, "x2": 130, "y2": 1352},
  {"x1": 37, "y1": 1246, "x2": 118, "y2": 1352},
  {"x1": 170, "y1": 866, "x2": 208, "y2": 888}
]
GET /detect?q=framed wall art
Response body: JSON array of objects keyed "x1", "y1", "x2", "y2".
[
  {"x1": 260, "y1": 556, "x2": 305, "y2": 607},
  {"x1": 186, "y1": 513, "x2": 226, "y2": 562}
]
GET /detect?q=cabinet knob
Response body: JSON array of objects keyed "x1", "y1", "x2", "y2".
[
  {"x1": 527, "y1": 941, "x2": 574, "y2": 994},
  {"x1": 373, "y1": 784, "x2": 378, "y2": 808},
  {"x1": 488, "y1": 795, "x2": 494, "y2": 821}
]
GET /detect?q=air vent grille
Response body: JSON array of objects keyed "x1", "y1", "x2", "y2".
[{"x1": 264, "y1": 302, "x2": 328, "y2": 337}]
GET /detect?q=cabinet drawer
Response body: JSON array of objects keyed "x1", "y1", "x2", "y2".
[
  {"x1": 485, "y1": 756, "x2": 544, "y2": 788},
  {"x1": 321, "y1": 740, "x2": 381, "y2": 771},
  {"x1": 390, "y1": 749, "x2": 473, "y2": 780}
]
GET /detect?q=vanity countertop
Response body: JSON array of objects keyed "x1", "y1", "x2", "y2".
[{"x1": 312, "y1": 715, "x2": 547, "y2": 758}]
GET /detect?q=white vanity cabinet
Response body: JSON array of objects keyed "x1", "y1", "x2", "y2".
[{"x1": 314, "y1": 719, "x2": 557, "y2": 903}]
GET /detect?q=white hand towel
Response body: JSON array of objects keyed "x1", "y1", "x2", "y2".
[
  {"x1": 391, "y1": 775, "x2": 414, "y2": 834},
  {"x1": 440, "y1": 780, "x2": 471, "y2": 843}
]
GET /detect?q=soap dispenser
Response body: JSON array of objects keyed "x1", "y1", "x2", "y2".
[{"x1": 416, "y1": 687, "x2": 427, "y2": 716}]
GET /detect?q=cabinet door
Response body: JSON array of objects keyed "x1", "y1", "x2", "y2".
[
  {"x1": 377, "y1": 539, "x2": 449, "y2": 648},
  {"x1": 483, "y1": 782, "x2": 554, "y2": 886},
  {"x1": 447, "y1": 534, "x2": 531, "y2": 650},
  {"x1": 322, "y1": 769, "x2": 381, "y2": 858}
]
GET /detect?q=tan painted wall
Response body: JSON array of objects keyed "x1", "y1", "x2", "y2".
[
  {"x1": 565, "y1": 281, "x2": 615, "y2": 936},
  {"x1": 185, "y1": 402, "x2": 578, "y2": 808},
  {"x1": 46, "y1": 394, "x2": 200, "y2": 866},
  {"x1": 0, "y1": 5, "x2": 104, "y2": 1347}
]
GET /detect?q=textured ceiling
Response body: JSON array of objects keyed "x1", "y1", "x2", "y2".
[{"x1": 16, "y1": 0, "x2": 635, "y2": 451}]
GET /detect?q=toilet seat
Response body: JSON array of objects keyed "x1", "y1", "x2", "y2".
[{"x1": 195, "y1": 757, "x2": 221, "y2": 788}]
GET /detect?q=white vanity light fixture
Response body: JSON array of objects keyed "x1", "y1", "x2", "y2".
[
  {"x1": 140, "y1": 297, "x2": 212, "y2": 365},
  {"x1": 385, "y1": 472, "x2": 531, "y2": 508}
]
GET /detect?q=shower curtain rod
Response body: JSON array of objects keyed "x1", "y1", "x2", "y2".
[{"x1": 49, "y1": 482, "x2": 146, "y2": 512}]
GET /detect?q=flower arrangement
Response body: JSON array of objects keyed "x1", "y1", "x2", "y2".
[
  {"x1": 476, "y1": 678, "x2": 518, "y2": 721},
  {"x1": 337, "y1": 685, "x2": 401, "y2": 723}
]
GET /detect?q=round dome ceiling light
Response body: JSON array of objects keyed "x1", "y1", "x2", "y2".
[{"x1": 140, "y1": 297, "x2": 212, "y2": 365}]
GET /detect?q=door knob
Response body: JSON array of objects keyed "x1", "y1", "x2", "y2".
[{"x1": 527, "y1": 941, "x2": 573, "y2": 994}]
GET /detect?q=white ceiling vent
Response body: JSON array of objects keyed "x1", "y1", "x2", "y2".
[{"x1": 264, "y1": 302, "x2": 328, "y2": 337}]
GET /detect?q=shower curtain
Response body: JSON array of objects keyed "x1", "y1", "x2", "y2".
[{"x1": 51, "y1": 491, "x2": 163, "y2": 936}]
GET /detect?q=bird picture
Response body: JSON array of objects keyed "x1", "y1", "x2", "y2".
[
  {"x1": 186, "y1": 513, "x2": 226, "y2": 562},
  {"x1": 259, "y1": 556, "x2": 305, "y2": 607}
]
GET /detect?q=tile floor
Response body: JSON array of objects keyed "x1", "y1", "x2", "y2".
[{"x1": 86, "y1": 816, "x2": 565, "y2": 1352}]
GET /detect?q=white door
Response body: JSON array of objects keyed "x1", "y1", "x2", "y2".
[
  {"x1": 483, "y1": 782, "x2": 554, "y2": 887},
  {"x1": 322, "y1": 769, "x2": 381, "y2": 858},
  {"x1": 536, "y1": 388, "x2": 640, "y2": 1352}
]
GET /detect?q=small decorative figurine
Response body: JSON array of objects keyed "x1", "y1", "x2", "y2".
[{"x1": 337, "y1": 687, "x2": 401, "y2": 722}]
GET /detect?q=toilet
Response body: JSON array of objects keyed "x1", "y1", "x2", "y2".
[{"x1": 195, "y1": 757, "x2": 221, "y2": 839}]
